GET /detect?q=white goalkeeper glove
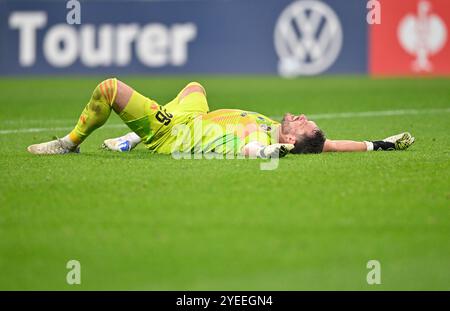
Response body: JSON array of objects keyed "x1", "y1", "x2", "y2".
[
  {"x1": 365, "y1": 132, "x2": 415, "y2": 151},
  {"x1": 384, "y1": 132, "x2": 415, "y2": 150},
  {"x1": 259, "y1": 143, "x2": 295, "y2": 158},
  {"x1": 102, "y1": 132, "x2": 142, "y2": 152}
]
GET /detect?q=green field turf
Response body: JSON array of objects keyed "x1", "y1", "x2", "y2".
[{"x1": 0, "y1": 76, "x2": 449, "y2": 290}]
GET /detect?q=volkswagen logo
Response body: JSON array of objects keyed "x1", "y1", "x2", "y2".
[{"x1": 274, "y1": 0, "x2": 343, "y2": 77}]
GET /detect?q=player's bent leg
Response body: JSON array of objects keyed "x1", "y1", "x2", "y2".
[
  {"x1": 102, "y1": 92, "x2": 161, "y2": 152},
  {"x1": 103, "y1": 81, "x2": 208, "y2": 152},
  {"x1": 115, "y1": 87, "x2": 161, "y2": 142},
  {"x1": 179, "y1": 82, "x2": 206, "y2": 101},
  {"x1": 67, "y1": 78, "x2": 119, "y2": 145},
  {"x1": 164, "y1": 81, "x2": 209, "y2": 114},
  {"x1": 112, "y1": 80, "x2": 133, "y2": 113},
  {"x1": 99, "y1": 81, "x2": 146, "y2": 151},
  {"x1": 27, "y1": 78, "x2": 120, "y2": 154},
  {"x1": 178, "y1": 82, "x2": 208, "y2": 113},
  {"x1": 105, "y1": 82, "x2": 189, "y2": 152},
  {"x1": 27, "y1": 78, "x2": 145, "y2": 155}
]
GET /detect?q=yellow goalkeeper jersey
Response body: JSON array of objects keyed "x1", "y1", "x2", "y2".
[
  {"x1": 121, "y1": 82, "x2": 280, "y2": 155},
  {"x1": 147, "y1": 108, "x2": 280, "y2": 155}
]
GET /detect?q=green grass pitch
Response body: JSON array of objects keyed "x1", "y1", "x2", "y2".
[{"x1": 0, "y1": 76, "x2": 449, "y2": 290}]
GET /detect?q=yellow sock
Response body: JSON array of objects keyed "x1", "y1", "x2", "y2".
[{"x1": 68, "y1": 78, "x2": 117, "y2": 144}]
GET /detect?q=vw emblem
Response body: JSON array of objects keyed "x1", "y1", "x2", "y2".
[{"x1": 274, "y1": 0, "x2": 343, "y2": 77}]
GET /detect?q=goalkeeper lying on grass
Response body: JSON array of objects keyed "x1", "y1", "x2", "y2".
[{"x1": 27, "y1": 78, "x2": 415, "y2": 157}]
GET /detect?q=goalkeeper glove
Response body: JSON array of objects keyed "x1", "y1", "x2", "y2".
[
  {"x1": 365, "y1": 132, "x2": 415, "y2": 151},
  {"x1": 102, "y1": 132, "x2": 141, "y2": 152},
  {"x1": 258, "y1": 143, "x2": 295, "y2": 158}
]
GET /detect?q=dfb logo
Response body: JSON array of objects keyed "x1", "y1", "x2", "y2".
[
  {"x1": 398, "y1": 0, "x2": 447, "y2": 72},
  {"x1": 274, "y1": 0, "x2": 343, "y2": 77},
  {"x1": 369, "y1": 0, "x2": 450, "y2": 76}
]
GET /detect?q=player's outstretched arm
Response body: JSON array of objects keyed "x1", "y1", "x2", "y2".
[
  {"x1": 323, "y1": 139, "x2": 367, "y2": 152},
  {"x1": 323, "y1": 132, "x2": 415, "y2": 152},
  {"x1": 102, "y1": 132, "x2": 142, "y2": 152}
]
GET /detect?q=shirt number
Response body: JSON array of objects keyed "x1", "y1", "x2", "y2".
[{"x1": 155, "y1": 108, "x2": 173, "y2": 126}]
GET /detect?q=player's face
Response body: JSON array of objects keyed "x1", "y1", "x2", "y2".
[{"x1": 282, "y1": 113, "x2": 319, "y2": 136}]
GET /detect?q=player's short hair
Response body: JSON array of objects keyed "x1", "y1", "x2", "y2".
[{"x1": 291, "y1": 129, "x2": 326, "y2": 154}]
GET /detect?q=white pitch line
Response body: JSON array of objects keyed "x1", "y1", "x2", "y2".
[
  {"x1": 307, "y1": 107, "x2": 450, "y2": 120},
  {"x1": 0, "y1": 107, "x2": 449, "y2": 135},
  {"x1": 0, "y1": 119, "x2": 75, "y2": 125},
  {"x1": 0, "y1": 124, "x2": 126, "y2": 135}
]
